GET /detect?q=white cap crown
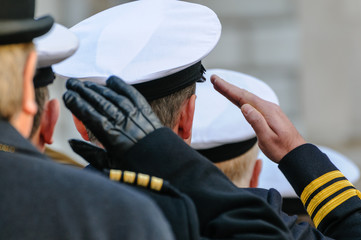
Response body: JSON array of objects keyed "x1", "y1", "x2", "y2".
[{"x1": 54, "y1": 0, "x2": 221, "y2": 89}]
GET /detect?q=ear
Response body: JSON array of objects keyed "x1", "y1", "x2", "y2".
[
  {"x1": 22, "y1": 50, "x2": 38, "y2": 116},
  {"x1": 72, "y1": 114, "x2": 89, "y2": 141},
  {"x1": 250, "y1": 159, "x2": 262, "y2": 188},
  {"x1": 40, "y1": 99, "x2": 60, "y2": 145},
  {"x1": 177, "y1": 94, "x2": 196, "y2": 144}
]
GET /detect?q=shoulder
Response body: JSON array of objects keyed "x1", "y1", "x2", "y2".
[
  {"x1": 0, "y1": 152, "x2": 174, "y2": 239},
  {"x1": 1, "y1": 150, "x2": 159, "y2": 210}
]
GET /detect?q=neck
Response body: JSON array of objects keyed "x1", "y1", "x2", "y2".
[
  {"x1": 9, "y1": 112, "x2": 33, "y2": 138},
  {"x1": 29, "y1": 129, "x2": 45, "y2": 152}
]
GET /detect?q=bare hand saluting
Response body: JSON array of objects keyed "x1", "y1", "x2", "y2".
[{"x1": 211, "y1": 74, "x2": 306, "y2": 163}]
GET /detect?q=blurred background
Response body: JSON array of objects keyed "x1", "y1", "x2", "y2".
[{"x1": 36, "y1": 0, "x2": 361, "y2": 188}]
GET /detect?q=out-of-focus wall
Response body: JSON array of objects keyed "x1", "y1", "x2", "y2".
[
  {"x1": 299, "y1": 1, "x2": 361, "y2": 146},
  {"x1": 36, "y1": 0, "x2": 130, "y2": 27},
  {"x1": 192, "y1": 0, "x2": 300, "y2": 129}
]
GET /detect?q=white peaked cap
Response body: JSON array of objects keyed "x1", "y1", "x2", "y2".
[
  {"x1": 191, "y1": 69, "x2": 279, "y2": 151},
  {"x1": 33, "y1": 23, "x2": 79, "y2": 88},
  {"x1": 34, "y1": 23, "x2": 79, "y2": 69},
  {"x1": 258, "y1": 146, "x2": 361, "y2": 197},
  {"x1": 53, "y1": 0, "x2": 221, "y2": 100}
]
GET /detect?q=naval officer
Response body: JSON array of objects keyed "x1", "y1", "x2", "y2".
[
  {"x1": 29, "y1": 23, "x2": 83, "y2": 167},
  {"x1": 55, "y1": 1, "x2": 219, "y2": 239},
  {"x1": 0, "y1": 0, "x2": 174, "y2": 239}
]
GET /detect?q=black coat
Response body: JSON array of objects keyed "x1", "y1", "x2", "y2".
[
  {"x1": 118, "y1": 128, "x2": 361, "y2": 239},
  {"x1": 0, "y1": 120, "x2": 174, "y2": 240},
  {"x1": 86, "y1": 165, "x2": 201, "y2": 240}
]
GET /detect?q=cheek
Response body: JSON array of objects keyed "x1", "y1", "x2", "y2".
[{"x1": 72, "y1": 115, "x2": 89, "y2": 141}]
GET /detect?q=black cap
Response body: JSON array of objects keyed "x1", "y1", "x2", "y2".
[{"x1": 0, "y1": 0, "x2": 54, "y2": 45}]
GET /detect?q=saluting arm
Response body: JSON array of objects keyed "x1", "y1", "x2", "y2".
[{"x1": 212, "y1": 74, "x2": 361, "y2": 239}]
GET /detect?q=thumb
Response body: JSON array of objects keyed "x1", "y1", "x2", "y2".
[
  {"x1": 241, "y1": 104, "x2": 274, "y2": 138},
  {"x1": 68, "y1": 139, "x2": 110, "y2": 170}
]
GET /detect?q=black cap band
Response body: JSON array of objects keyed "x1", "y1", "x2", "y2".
[
  {"x1": 197, "y1": 137, "x2": 258, "y2": 163},
  {"x1": 33, "y1": 66, "x2": 55, "y2": 88},
  {"x1": 133, "y1": 61, "x2": 206, "y2": 101}
]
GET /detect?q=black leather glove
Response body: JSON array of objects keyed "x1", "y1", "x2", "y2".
[
  {"x1": 63, "y1": 76, "x2": 163, "y2": 169},
  {"x1": 68, "y1": 139, "x2": 110, "y2": 170}
]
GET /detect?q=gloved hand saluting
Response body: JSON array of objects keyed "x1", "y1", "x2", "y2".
[{"x1": 63, "y1": 76, "x2": 163, "y2": 169}]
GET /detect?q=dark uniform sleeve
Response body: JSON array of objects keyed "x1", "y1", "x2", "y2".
[
  {"x1": 279, "y1": 143, "x2": 361, "y2": 239},
  {"x1": 119, "y1": 128, "x2": 334, "y2": 240},
  {"x1": 246, "y1": 188, "x2": 332, "y2": 240}
]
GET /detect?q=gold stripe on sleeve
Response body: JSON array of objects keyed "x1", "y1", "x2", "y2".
[
  {"x1": 357, "y1": 190, "x2": 361, "y2": 199},
  {"x1": 307, "y1": 180, "x2": 353, "y2": 216},
  {"x1": 300, "y1": 171, "x2": 344, "y2": 205},
  {"x1": 313, "y1": 188, "x2": 358, "y2": 228}
]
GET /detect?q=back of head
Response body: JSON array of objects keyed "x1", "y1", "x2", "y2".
[
  {"x1": 30, "y1": 23, "x2": 78, "y2": 138},
  {"x1": 54, "y1": 0, "x2": 221, "y2": 129},
  {"x1": 215, "y1": 143, "x2": 259, "y2": 187},
  {"x1": 191, "y1": 69, "x2": 279, "y2": 187},
  {"x1": 0, "y1": 43, "x2": 34, "y2": 120},
  {"x1": 0, "y1": 0, "x2": 53, "y2": 121},
  {"x1": 149, "y1": 83, "x2": 196, "y2": 128}
]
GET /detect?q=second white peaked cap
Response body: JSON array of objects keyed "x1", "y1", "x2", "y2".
[
  {"x1": 33, "y1": 23, "x2": 79, "y2": 88},
  {"x1": 191, "y1": 69, "x2": 279, "y2": 152},
  {"x1": 34, "y1": 23, "x2": 79, "y2": 68},
  {"x1": 258, "y1": 146, "x2": 361, "y2": 197},
  {"x1": 54, "y1": 0, "x2": 221, "y2": 100}
]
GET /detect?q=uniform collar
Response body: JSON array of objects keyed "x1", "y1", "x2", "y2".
[{"x1": 0, "y1": 119, "x2": 45, "y2": 158}]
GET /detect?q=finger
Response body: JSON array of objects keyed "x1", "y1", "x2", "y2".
[
  {"x1": 84, "y1": 82, "x2": 152, "y2": 135},
  {"x1": 106, "y1": 76, "x2": 149, "y2": 109},
  {"x1": 66, "y1": 79, "x2": 122, "y2": 122},
  {"x1": 211, "y1": 74, "x2": 273, "y2": 115},
  {"x1": 211, "y1": 74, "x2": 246, "y2": 108},
  {"x1": 261, "y1": 104, "x2": 296, "y2": 138},
  {"x1": 63, "y1": 90, "x2": 116, "y2": 147},
  {"x1": 104, "y1": 77, "x2": 161, "y2": 132},
  {"x1": 241, "y1": 104, "x2": 276, "y2": 141},
  {"x1": 84, "y1": 81, "x2": 135, "y2": 114},
  {"x1": 66, "y1": 78, "x2": 83, "y2": 90}
]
